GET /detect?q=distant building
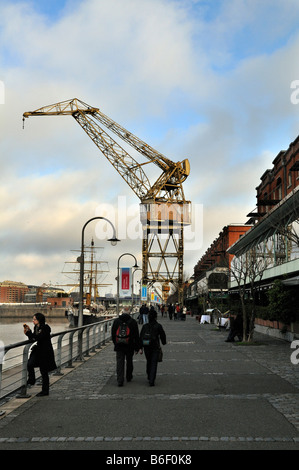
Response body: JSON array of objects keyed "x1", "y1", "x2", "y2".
[
  {"x1": 194, "y1": 225, "x2": 251, "y2": 279},
  {"x1": 185, "y1": 225, "x2": 251, "y2": 312},
  {"x1": 0, "y1": 280, "x2": 29, "y2": 303},
  {"x1": 46, "y1": 295, "x2": 73, "y2": 308}
]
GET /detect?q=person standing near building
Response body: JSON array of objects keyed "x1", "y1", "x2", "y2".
[
  {"x1": 23, "y1": 312, "x2": 57, "y2": 396},
  {"x1": 168, "y1": 303, "x2": 174, "y2": 320},
  {"x1": 112, "y1": 309, "x2": 140, "y2": 386},
  {"x1": 140, "y1": 309, "x2": 166, "y2": 386}
]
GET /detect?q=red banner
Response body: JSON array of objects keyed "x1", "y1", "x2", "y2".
[{"x1": 120, "y1": 268, "x2": 131, "y2": 294}]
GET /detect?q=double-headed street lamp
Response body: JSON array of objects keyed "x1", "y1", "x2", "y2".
[
  {"x1": 78, "y1": 216, "x2": 120, "y2": 328},
  {"x1": 116, "y1": 253, "x2": 138, "y2": 316}
]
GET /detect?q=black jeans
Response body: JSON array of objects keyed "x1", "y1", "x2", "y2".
[
  {"x1": 116, "y1": 349, "x2": 134, "y2": 385},
  {"x1": 144, "y1": 348, "x2": 159, "y2": 385},
  {"x1": 27, "y1": 350, "x2": 49, "y2": 393}
]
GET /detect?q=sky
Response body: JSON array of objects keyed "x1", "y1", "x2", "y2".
[{"x1": 1, "y1": 0, "x2": 299, "y2": 296}]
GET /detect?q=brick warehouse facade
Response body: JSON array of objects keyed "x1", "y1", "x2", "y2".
[
  {"x1": 247, "y1": 134, "x2": 299, "y2": 223},
  {"x1": 185, "y1": 133, "x2": 299, "y2": 340},
  {"x1": 184, "y1": 225, "x2": 251, "y2": 313},
  {"x1": 0, "y1": 280, "x2": 29, "y2": 303},
  {"x1": 194, "y1": 224, "x2": 251, "y2": 279}
]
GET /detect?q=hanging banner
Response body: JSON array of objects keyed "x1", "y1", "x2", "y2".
[
  {"x1": 141, "y1": 285, "x2": 147, "y2": 301},
  {"x1": 120, "y1": 267, "x2": 131, "y2": 296}
]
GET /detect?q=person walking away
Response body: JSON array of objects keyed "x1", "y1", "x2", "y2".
[
  {"x1": 23, "y1": 312, "x2": 57, "y2": 396},
  {"x1": 139, "y1": 303, "x2": 149, "y2": 324},
  {"x1": 168, "y1": 303, "x2": 174, "y2": 320},
  {"x1": 140, "y1": 309, "x2": 166, "y2": 386},
  {"x1": 138, "y1": 304, "x2": 144, "y2": 324},
  {"x1": 112, "y1": 309, "x2": 140, "y2": 386},
  {"x1": 142, "y1": 304, "x2": 149, "y2": 324}
]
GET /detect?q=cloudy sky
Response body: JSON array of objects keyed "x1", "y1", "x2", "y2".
[{"x1": 1, "y1": 0, "x2": 299, "y2": 296}]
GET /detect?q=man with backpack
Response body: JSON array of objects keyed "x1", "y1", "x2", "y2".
[
  {"x1": 140, "y1": 309, "x2": 166, "y2": 387},
  {"x1": 112, "y1": 308, "x2": 140, "y2": 386}
]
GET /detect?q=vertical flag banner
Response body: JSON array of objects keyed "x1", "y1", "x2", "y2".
[
  {"x1": 141, "y1": 285, "x2": 147, "y2": 301},
  {"x1": 120, "y1": 267, "x2": 131, "y2": 296}
]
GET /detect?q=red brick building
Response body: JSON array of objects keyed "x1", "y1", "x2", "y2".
[
  {"x1": 0, "y1": 280, "x2": 29, "y2": 303},
  {"x1": 194, "y1": 224, "x2": 251, "y2": 279},
  {"x1": 247, "y1": 134, "x2": 299, "y2": 223}
]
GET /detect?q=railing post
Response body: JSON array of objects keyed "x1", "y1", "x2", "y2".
[
  {"x1": 65, "y1": 330, "x2": 76, "y2": 368},
  {"x1": 96, "y1": 323, "x2": 103, "y2": 349},
  {"x1": 90, "y1": 324, "x2": 97, "y2": 353},
  {"x1": 84, "y1": 326, "x2": 91, "y2": 357},
  {"x1": 76, "y1": 328, "x2": 85, "y2": 362},
  {"x1": 16, "y1": 343, "x2": 32, "y2": 398},
  {"x1": 53, "y1": 332, "x2": 66, "y2": 376}
]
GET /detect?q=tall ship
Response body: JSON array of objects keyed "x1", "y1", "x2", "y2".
[{"x1": 62, "y1": 239, "x2": 113, "y2": 326}]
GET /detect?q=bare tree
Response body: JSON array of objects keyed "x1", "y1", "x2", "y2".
[{"x1": 230, "y1": 247, "x2": 270, "y2": 341}]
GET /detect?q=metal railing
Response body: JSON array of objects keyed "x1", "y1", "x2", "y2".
[{"x1": 0, "y1": 317, "x2": 115, "y2": 402}]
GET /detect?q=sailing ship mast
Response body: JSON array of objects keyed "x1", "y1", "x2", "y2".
[{"x1": 62, "y1": 239, "x2": 111, "y2": 307}]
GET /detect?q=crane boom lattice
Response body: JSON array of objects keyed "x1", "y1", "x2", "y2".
[{"x1": 23, "y1": 98, "x2": 191, "y2": 302}]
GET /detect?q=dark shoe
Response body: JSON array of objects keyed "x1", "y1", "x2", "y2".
[
  {"x1": 149, "y1": 382, "x2": 155, "y2": 387},
  {"x1": 118, "y1": 382, "x2": 123, "y2": 387},
  {"x1": 27, "y1": 379, "x2": 35, "y2": 386},
  {"x1": 36, "y1": 391, "x2": 49, "y2": 396},
  {"x1": 127, "y1": 376, "x2": 133, "y2": 382}
]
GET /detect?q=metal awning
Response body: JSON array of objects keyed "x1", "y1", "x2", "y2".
[
  {"x1": 228, "y1": 186, "x2": 299, "y2": 256},
  {"x1": 282, "y1": 275, "x2": 299, "y2": 285}
]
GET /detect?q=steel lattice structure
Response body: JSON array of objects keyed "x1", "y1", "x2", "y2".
[{"x1": 23, "y1": 98, "x2": 191, "y2": 302}]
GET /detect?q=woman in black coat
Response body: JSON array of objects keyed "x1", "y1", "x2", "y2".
[{"x1": 24, "y1": 312, "x2": 57, "y2": 396}]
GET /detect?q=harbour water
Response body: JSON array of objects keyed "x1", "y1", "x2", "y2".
[
  {"x1": 0, "y1": 317, "x2": 70, "y2": 346},
  {"x1": 0, "y1": 317, "x2": 71, "y2": 372}
]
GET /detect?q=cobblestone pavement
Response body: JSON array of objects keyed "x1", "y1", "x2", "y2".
[{"x1": 0, "y1": 316, "x2": 298, "y2": 450}]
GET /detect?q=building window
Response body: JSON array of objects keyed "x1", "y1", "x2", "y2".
[{"x1": 276, "y1": 178, "x2": 282, "y2": 200}]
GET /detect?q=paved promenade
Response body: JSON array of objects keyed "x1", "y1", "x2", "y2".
[{"x1": 0, "y1": 315, "x2": 299, "y2": 452}]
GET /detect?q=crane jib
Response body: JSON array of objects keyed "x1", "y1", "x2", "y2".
[{"x1": 22, "y1": 98, "x2": 191, "y2": 304}]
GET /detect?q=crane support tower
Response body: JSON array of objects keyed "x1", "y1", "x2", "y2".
[{"x1": 23, "y1": 98, "x2": 191, "y2": 303}]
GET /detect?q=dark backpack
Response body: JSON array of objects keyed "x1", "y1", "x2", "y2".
[
  {"x1": 116, "y1": 321, "x2": 130, "y2": 344},
  {"x1": 142, "y1": 323, "x2": 157, "y2": 346}
]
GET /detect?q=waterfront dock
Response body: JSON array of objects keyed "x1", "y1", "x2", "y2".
[{"x1": 0, "y1": 315, "x2": 298, "y2": 451}]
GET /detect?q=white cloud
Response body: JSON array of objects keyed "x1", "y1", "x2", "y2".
[{"x1": 1, "y1": 0, "x2": 299, "y2": 291}]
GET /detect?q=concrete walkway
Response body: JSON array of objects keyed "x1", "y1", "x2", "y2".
[{"x1": 0, "y1": 315, "x2": 298, "y2": 451}]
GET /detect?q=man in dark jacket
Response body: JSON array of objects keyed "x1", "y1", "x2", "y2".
[
  {"x1": 112, "y1": 310, "x2": 140, "y2": 386},
  {"x1": 140, "y1": 310, "x2": 166, "y2": 386}
]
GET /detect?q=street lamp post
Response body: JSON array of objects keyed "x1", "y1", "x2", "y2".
[
  {"x1": 78, "y1": 217, "x2": 120, "y2": 328},
  {"x1": 116, "y1": 253, "x2": 138, "y2": 316},
  {"x1": 131, "y1": 268, "x2": 142, "y2": 311}
]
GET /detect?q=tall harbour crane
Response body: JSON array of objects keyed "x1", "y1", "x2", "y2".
[{"x1": 23, "y1": 98, "x2": 191, "y2": 303}]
